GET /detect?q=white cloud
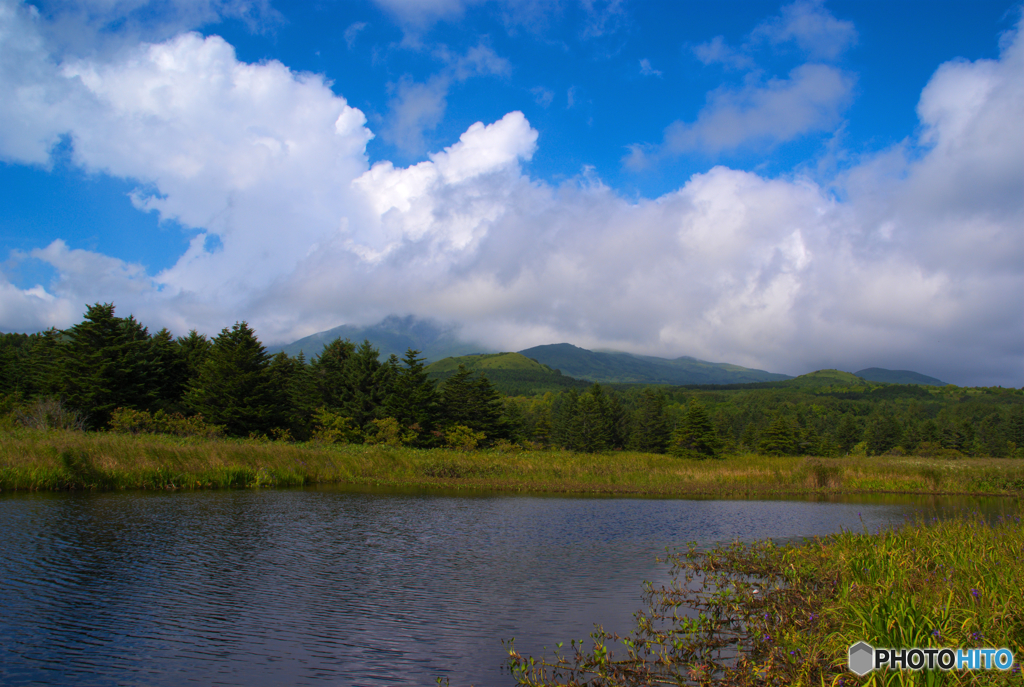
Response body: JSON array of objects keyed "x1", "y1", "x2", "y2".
[
  {"x1": 0, "y1": 5, "x2": 1020, "y2": 386},
  {"x1": 626, "y1": 63, "x2": 855, "y2": 166},
  {"x1": 344, "y1": 21, "x2": 368, "y2": 50},
  {"x1": 638, "y1": 58, "x2": 661, "y2": 77},
  {"x1": 751, "y1": 0, "x2": 857, "y2": 61},
  {"x1": 692, "y1": 35, "x2": 754, "y2": 70}
]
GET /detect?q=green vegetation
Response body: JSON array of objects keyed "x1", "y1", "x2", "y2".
[
  {"x1": 3, "y1": 429, "x2": 1024, "y2": 496},
  {"x1": 2, "y1": 303, "x2": 1022, "y2": 471},
  {"x1": 508, "y1": 509, "x2": 1023, "y2": 685},
  {"x1": 427, "y1": 352, "x2": 588, "y2": 395}
]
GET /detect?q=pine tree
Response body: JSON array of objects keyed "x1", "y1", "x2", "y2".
[
  {"x1": 757, "y1": 415, "x2": 799, "y2": 456},
  {"x1": 64, "y1": 303, "x2": 156, "y2": 428},
  {"x1": 384, "y1": 349, "x2": 439, "y2": 442},
  {"x1": 670, "y1": 399, "x2": 723, "y2": 458},
  {"x1": 628, "y1": 389, "x2": 670, "y2": 453},
  {"x1": 310, "y1": 338, "x2": 356, "y2": 411},
  {"x1": 341, "y1": 340, "x2": 390, "y2": 431},
  {"x1": 438, "y1": 364, "x2": 504, "y2": 443},
  {"x1": 184, "y1": 321, "x2": 281, "y2": 436}
]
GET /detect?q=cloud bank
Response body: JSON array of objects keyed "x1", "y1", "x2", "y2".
[{"x1": 0, "y1": 0, "x2": 1021, "y2": 386}]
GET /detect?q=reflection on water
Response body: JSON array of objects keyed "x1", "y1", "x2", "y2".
[{"x1": 0, "y1": 487, "x2": 1017, "y2": 686}]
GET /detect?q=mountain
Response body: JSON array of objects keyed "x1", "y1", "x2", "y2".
[
  {"x1": 516, "y1": 343, "x2": 791, "y2": 385},
  {"x1": 854, "y1": 367, "x2": 947, "y2": 386},
  {"x1": 425, "y1": 352, "x2": 589, "y2": 396},
  {"x1": 269, "y1": 315, "x2": 491, "y2": 362}
]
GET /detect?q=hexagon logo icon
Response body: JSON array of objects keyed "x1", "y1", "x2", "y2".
[{"x1": 848, "y1": 642, "x2": 874, "y2": 676}]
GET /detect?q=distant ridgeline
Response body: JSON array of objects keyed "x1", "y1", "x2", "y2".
[{"x1": 5, "y1": 307, "x2": 1020, "y2": 460}]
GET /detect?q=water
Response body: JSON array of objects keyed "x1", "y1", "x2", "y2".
[{"x1": 0, "y1": 487, "x2": 1017, "y2": 686}]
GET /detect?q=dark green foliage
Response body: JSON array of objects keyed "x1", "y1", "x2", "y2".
[
  {"x1": 341, "y1": 340, "x2": 392, "y2": 431},
  {"x1": 176, "y1": 330, "x2": 211, "y2": 383},
  {"x1": 63, "y1": 304, "x2": 159, "y2": 428},
  {"x1": 834, "y1": 414, "x2": 862, "y2": 453},
  {"x1": 551, "y1": 385, "x2": 620, "y2": 452},
  {"x1": 628, "y1": 389, "x2": 670, "y2": 453},
  {"x1": 864, "y1": 413, "x2": 904, "y2": 455},
  {"x1": 149, "y1": 328, "x2": 188, "y2": 413},
  {"x1": 184, "y1": 321, "x2": 282, "y2": 437},
  {"x1": 384, "y1": 349, "x2": 439, "y2": 442},
  {"x1": 309, "y1": 338, "x2": 356, "y2": 411},
  {"x1": 758, "y1": 415, "x2": 800, "y2": 456},
  {"x1": 671, "y1": 399, "x2": 723, "y2": 458},
  {"x1": 439, "y1": 365, "x2": 505, "y2": 442}
]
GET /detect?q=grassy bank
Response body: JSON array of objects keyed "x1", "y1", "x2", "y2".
[
  {"x1": 2, "y1": 429, "x2": 1024, "y2": 496},
  {"x1": 509, "y1": 510, "x2": 1024, "y2": 686}
]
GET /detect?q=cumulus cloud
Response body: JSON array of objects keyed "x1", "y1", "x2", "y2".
[{"x1": 0, "y1": 2, "x2": 1021, "y2": 386}]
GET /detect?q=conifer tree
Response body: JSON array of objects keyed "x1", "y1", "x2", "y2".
[
  {"x1": 384, "y1": 349, "x2": 439, "y2": 441},
  {"x1": 64, "y1": 303, "x2": 156, "y2": 428},
  {"x1": 310, "y1": 338, "x2": 355, "y2": 410},
  {"x1": 439, "y1": 364, "x2": 504, "y2": 442},
  {"x1": 184, "y1": 321, "x2": 281, "y2": 436},
  {"x1": 670, "y1": 399, "x2": 723, "y2": 458},
  {"x1": 342, "y1": 340, "x2": 391, "y2": 430},
  {"x1": 628, "y1": 389, "x2": 670, "y2": 453},
  {"x1": 757, "y1": 415, "x2": 799, "y2": 456}
]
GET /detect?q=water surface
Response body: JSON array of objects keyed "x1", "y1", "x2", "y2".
[{"x1": 0, "y1": 487, "x2": 1016, "y2": 686}]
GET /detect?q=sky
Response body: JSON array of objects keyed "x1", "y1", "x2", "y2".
[{"x1": 0, "y1": 0, "x2": 1021, "y2": 387}]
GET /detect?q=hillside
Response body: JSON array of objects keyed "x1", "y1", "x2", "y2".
[
  {"x1": 778, "y1": 369, "x2": 872, "y2": 389},
  {"x1": 855, "y1": 367, "x2": 947, "y2": 386},
  {"x1": 518, "y1": 343, "x2": 791, "y2": 385},
  {"x1": 425, "y1": 352, "x2": 589, "y2": 396},
  {"x1": 269, "y1": 315, "x2": 490, "y2": 362}
]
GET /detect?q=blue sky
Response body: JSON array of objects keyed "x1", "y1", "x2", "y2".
[{"x1": 0, "y1": 0, "x2": 1021, "y2": 386}]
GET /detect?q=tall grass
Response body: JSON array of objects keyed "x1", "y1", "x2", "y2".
[
  {"x1": 508, "y1": 510, "x2": 1024, "y2": 686},
  {"x1": 2, "y1": 428, "x2": 1024, "y2": 496}
]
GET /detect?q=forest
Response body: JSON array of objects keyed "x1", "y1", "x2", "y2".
[{"x1": 2, "y1": 303, "x2": 1022, "y2": 458}]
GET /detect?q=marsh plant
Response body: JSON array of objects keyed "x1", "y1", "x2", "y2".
[{"x1": 508, "y1": 511, "x2": 1023, "y2": 686}]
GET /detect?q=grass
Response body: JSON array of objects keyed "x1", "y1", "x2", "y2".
[
  {"x1": 2, "y1": 428, "x2": 1024, "y2": 496},
  {"x1": 508, "y1": 510, "x2": 1024, "y2": 686}
]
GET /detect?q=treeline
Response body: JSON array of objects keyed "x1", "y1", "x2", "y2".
[
  {"x1": 0, "y1": 304, "x2": 507, "y2": 448},
  {"x1": 502, "y1": 382, "x2": 1024, "y2": 458},
  {"x1": 3, "y1": 304, "x2": 1023, "y2": 457}
]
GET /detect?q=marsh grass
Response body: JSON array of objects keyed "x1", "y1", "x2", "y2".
[
  {"x1": 508, "y1": 510, "x2": 1024, "y2": 686},
  {"x1": 1, "y1": 429, "x2": 1024, "y2": 496}
]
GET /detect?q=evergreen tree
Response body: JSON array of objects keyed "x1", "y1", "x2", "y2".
[
  {"x1": 384, "y1": 349, "x2": 439, "y2": 442},
  {"x1": 64, "y1": 304, "x2": 156, "y2": 428},
  {"x1": 184, "y1": 321, "x2": 281, "y2": 436},
  {"x1": 310, "y1": 338, "x2": 356, "y2": 410},
  {"x1": 757, "y1": 415, "x2": 799, "y2": 456},
  {"x1": 439, "y1": 364, "x2": 505, "y2": 442},
  {"x1": 176, "y1": 330, "x2": 211, "y2": 389},
  {"x1": 864, "y1": 413, "x2": 903, "y2": 455},
  {"x1": 150, "y1": 328, "x2": 188, "y2": 413},
  {"x1": 671, "y1": 399, "x2": 723, "y2": 458},
  {"x1": 341, "y1": 340, "x2": 391, "y2": 431},
  {"x1": 628, "y1": 389, "x2": 670, "y2": 453},
  {"x1": 833, "y1": 414, "x2": 862, "y2": 454}
]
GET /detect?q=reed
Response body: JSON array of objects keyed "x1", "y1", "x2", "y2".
[
  {"x1": 508, "y1": 510, "x2": 1024, "y2": 686},
  {"x1": 2, "y1": 429, "x2": 1024, "y2": 496}
]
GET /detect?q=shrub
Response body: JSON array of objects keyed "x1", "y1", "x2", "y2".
[
  {"x1": 309, "y1": 407, "x2": 361, "y2": 444},
  {"x1": 365, "y1": 417, "x2": 417, "y2": 447},
  {"x1": 444, "y1": 424, "x2": 486, "y2": 451},
  {"x1": 108, "y1": 408, "x2": 224, "y2": 438},
  {"x1": 15, "y1": 397, "x2": 86, "y2": 431}
]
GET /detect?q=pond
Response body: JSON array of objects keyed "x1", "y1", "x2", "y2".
[{"x1": 0, "y1": 487, "x2": 1017, "y2": 686}]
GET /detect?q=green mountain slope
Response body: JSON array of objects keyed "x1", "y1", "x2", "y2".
[
  {"x1": 269, "y1": 315, "x2": 491, "y2": 362},
  {"x1": 425, "y1": 352, "x2": 589, "y2": 396},
  {"x1": 517, "y1": 343, "x2": 791, "y2": 385},
  {"x1": 855, "y1": 367, "x2": 947, "y2": 386},
  {"x1": 779, "y1": 369, "x2": 871, "y2": 389}
]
